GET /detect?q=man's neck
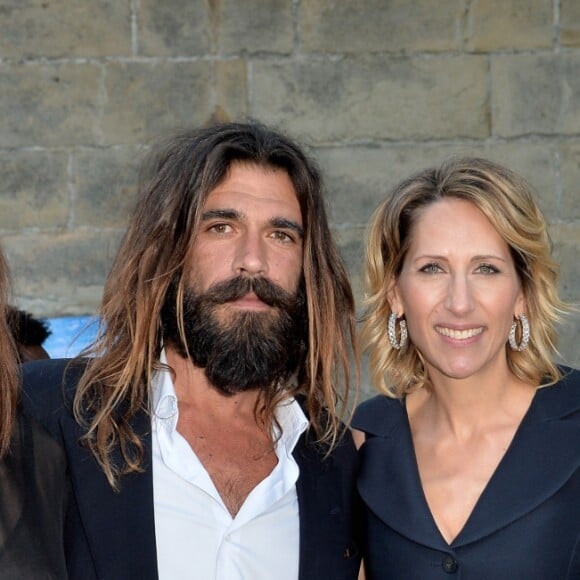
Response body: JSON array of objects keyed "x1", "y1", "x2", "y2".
[
  {"x1": 164, "y1": 345, "x2": 264, "y2": 421},
  {"x1": 164, "y1": 345, "x2": 280, "y2": 516}
]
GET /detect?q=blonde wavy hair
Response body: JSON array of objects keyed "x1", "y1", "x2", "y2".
[
  {"x1": 74, "y1": 122, "x2": 358, "y2": 488},
  {"x1": 362, "y1": 157, "x2": 568, "y2": 398}
]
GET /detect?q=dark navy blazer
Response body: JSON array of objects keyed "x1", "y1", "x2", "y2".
[
  {"x1": 21, "y1": 358, "x2": 362, "y2": 580},
  {"x1": 353, "y1": 367, "x2": 580, "y2": 579}
]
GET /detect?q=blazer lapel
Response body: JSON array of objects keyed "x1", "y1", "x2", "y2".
[
  {"x1": 455, "y1": 371, "x2": 580, "y2": 547},
  {"x1": 357, "y1": 405, "x2": 450, "y2": 552},
  {"x1": 60, "y1": 410, "x2": 159, "y2": 579},
  {"x1": 294, "y1": 431, "x2": 331, "y2": 580},
  {"x1": 356, "y1": 369, "x2": 580, "y2": 552}
]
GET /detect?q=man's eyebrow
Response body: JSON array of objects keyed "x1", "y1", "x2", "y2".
[
  {"x1": 200, "y1": 209, "x2": 241, "y2": 221},
  {"x1": 271, "y1": 218, "x2": 304, "y2": 237}
]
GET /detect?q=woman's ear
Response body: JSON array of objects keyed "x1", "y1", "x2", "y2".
[
  {"x1": 387, "y1": 276, "x2": 403, "y2": 316},
  {"x1": 514, "y1": 287, "x2": 527, "y2": 318}
]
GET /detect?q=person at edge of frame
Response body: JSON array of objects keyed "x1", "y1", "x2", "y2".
[{"x1": 0, "y1": 247, "x2": 67, "y2": 579}]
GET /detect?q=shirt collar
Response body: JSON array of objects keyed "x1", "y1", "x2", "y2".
[
  {"x1": 152, "y1": 349, "x2": 179, "y2": 427},
  {"x1": 151, "y1": 348, "x2": 308, "y2": 451}
]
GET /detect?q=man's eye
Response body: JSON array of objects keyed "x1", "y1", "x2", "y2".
[
  {"x1": 272, "y1": 231, "x2": 293, "y2": 242},
  {"x1": 209, "y1": 224, "x2": 231, "y2": 234}
]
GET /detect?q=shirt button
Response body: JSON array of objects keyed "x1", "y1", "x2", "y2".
[{"x1": 442, "y1": 555, "x2": 458, "y2": 574}]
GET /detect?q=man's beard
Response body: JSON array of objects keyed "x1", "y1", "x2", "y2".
[{"x1": 161, "y1": 275, "x2": 308, "y2": 396}]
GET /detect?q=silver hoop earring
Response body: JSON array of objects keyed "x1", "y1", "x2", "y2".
[
  {"x1": 508, "y1": 314, "x2": 530, "y2": 352},
  {"x1": 388, "y1": 313, "x2": 408, "y2": 350}
]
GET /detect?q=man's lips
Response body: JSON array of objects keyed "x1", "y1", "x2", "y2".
[{"x1": 228, "y1": 292, "x2": 270, "y2": 310}]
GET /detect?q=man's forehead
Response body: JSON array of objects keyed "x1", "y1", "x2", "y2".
[{"x1": 200, "y1": 163, "x2": 301, "y2": 215}]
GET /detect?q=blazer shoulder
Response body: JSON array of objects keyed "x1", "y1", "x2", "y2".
[
  {"x1": 535, "y1": 365, "x2": 580, "y2": 420},
  {"x1": 352, "y1": 394, "x2": 406, "y2": 437},
  {"x1": 20, "y1": 358, "x2": 86, "y2": 438}
]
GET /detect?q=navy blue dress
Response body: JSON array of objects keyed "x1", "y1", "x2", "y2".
[{"x1": 352, "y1": 367, "x2": 580, "y2": 579}]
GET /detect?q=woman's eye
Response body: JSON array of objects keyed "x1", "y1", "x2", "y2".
[
  {"x1": 478, "y1": 263, "x2": 499, "y2": 274},
  {"x1": 420, "y1": 263, "x2": 441, "y2": 274}
]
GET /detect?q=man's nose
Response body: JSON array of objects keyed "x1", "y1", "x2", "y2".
[{"x1": 232, "y1": 232, "x2": 268, "y2": 276}]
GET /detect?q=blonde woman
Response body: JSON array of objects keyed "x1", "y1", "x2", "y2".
[{"x1": 353, "y1": 158, "x2": 579, "y2": 578}]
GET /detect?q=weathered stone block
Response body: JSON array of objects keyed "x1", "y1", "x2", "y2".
[
  {"x1": 332, "y1": 225, "x2": 367, "y2": 313},
  {"x1": 73, "y1": 146, "x2": 144, "y2": 228},
  {"x1": 491, "y1": 54, "x2": 580, "y2": 137},
  {"x1": 301, "y1": 0, "x2": 460, "y2": 53},
  {"x1": 552, "y1": 225, "x2": 580, "y2": 294},
  {"x1": 464, "y1": 0, "x2": 553, "y2": 51},
  {"x1": 102, "y1": 60, "x2": 247, "y2": 144},
  {"x1": 4, "y1": 231, "x2": 124, "y2": 315},
  {"x1": 252, "y1": 56, "x2": 489, "y2": 143},
  {"x1": 561, "y1": 0, "x2": 580, "y2": 47},
  {"x1": 316, "y1": 141, "x2": 558, "y2": 225},
  {"x1": 317, "y1": 145, "x2": 459, "y2": 226},
  {"x1": 219, "y1": 0, "x2": 294, "y2": 54},
  {"x1": 137, "y1": 0, "x2": 211, "y2": 56},
  {"x1": 557, "y1": 312, "x2": 580, "y2": 369},
  {"x1": 319, "y1": 144, "x2": 475, "y2": 225},
  {"x1": 0, "y1": 0, "x2": 131, "y2": 59},
  {"x1": 214, "y1": 60, "x2": 249, "y2": 122},
  {"x1": 0, "y1": 150, "x2": 69, "y2": 231},
  {"x1": 551, "y1": 224, "x2": 580, "y2": 368},
  {"x1": 560, "y1": 141, "x2": 580, "y2": 221},
  {"x1": 476, "y1": 142, "x2": 559, "y2": 221},
  {"x1": 0, "y1": 63, "x2": 101, "y2": 147}
]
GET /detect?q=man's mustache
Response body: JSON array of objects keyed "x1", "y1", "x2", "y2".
[{"x1": 200, "y1": 276, "x2": 303, "y2": 311}]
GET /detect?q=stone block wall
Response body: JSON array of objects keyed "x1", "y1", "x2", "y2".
[{"x1": 0, "y1": 0, "x2": 578, "y2": 391}]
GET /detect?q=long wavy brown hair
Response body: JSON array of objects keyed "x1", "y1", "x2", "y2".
[
  {"x1": 0, "y1": 246, "x2": 20, "y2": 457},
  {"x1": 74, "y1": 121, "x2": 358, "y2": 488}
]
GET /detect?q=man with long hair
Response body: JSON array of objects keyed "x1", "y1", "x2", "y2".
[{"x1": 22, "y1": 121, "x2": 362, "y2": 580}]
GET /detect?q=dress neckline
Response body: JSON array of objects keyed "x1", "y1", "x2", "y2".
[{"x1": 400, "y1": 389, "x2": 539, "y2": 546}]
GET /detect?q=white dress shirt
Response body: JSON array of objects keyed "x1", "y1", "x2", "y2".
[{"x1": 152, "y1": 351, "x2": 308, "y2": 580}]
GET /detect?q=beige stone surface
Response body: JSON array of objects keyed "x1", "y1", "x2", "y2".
[
  {"x1": 0, "y1": 0, "x2": 131, "y2": 59},
  {"x1": 560, "y1": 141, "x2": 580, "y2": 221},
  {"x1": 464, "y1": 0, "x2": 553, "y2": 51},
  {"x1": 73, "y1": 146, "x2": 144, "y2": 228},
  {"x1": 317, "y1": 141, "x2": 559, "y2": 224},
  {"x1": 137, "y1": 0, "x2": 211, "y2": 56},
  {"x1": 561, "y1": 0, "x2": 580, "y2": 47},
  {"x1": 219, "y1": 0, "x2": 294, "y2": 54},
  {"x1": 551, "y1": 224, "x2": 580, "y2": 368},
  {"x1": 214, "y1": 60, "x2": 249, "y2": 122},
  {"x1": 4, "y1": 231, "x2": 124, "y2": 315},
  {"x1": 332, "y1": 225, "x2": 367, "y2": 313},
  {"x1": 491, "y1": 54, "x2": 580, "y2": 137},
  {"x1": 0, "y1": 63, "x2": 101, "y2": 147},
  {"x1": 0, "y1": 150, "x2": 69, "y2": 230},
  {"x1": 253, "y1": 56, "x2": 489, "y2": 142},
  {"x1": 300, "y1": 0, "x2": 460, "y2": 53},
  {"x1": 101, "y1": 60, "x2": 247, "y2": 144}
]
